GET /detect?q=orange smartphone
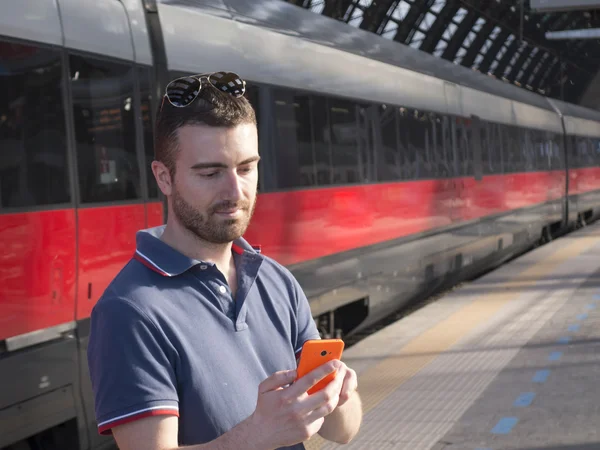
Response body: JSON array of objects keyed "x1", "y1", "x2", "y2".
[{"x1": 296, "y1": 339, "x2": 345, "y2": 395}]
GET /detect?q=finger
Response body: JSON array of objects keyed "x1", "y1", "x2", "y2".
[
  {"x1": 289, "y1": 360, "x2": 341, "y2": 397},
  {"x1": 259, "y1": 370, "x2": 297, "y2": 393},
  {"x1": 341, "y1": 368, "x2": 358, "y2": 396},
  {"x1": 303, "y1": 393, "x2": 340, "y2": 424},
  {"x1": 295, "y1": 369, "x2": 344, "y2": 415}
]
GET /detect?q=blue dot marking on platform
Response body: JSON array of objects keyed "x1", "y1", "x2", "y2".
[
  {"x1": 568, "y1": 324, "x2": 581, "y2": 332},
  {"x1": 586, "y1": 304, "x2": 595, "y2": 310},
  {"x1": 533, "y1": 370, "x2": 550, "y2": 383},
  {"x1": 577, "y1": 313, "x2": 588, "y2": 320},
  {"x1": 548, "y1": 351, "x2": 563, "y2": 361},
  {"x1": 558, "y1": 336, "x2": 571, "y2": 344},
  {"x1": 514, "y1": 392, "x2": 536, "y2": 407},
  {"x1": 491, "y1": 417, "x2": 518, "y2": 434}
]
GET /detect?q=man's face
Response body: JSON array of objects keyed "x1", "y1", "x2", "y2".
[{"x1": 165, "y1": 123, "x2": 259, "y2": 244}]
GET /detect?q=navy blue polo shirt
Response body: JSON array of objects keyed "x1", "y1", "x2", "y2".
[{"x1": 87, "y1": 226, "x2": 320, "y2": 449}]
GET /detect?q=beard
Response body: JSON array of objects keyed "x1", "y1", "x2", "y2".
[{"x1": 171, "y1": 187, "x2": 256, "y2": 244}]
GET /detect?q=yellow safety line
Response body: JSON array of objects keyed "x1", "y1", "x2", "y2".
[{"x1": 305, "y1": 232, "x2": 600, "y2": 450}]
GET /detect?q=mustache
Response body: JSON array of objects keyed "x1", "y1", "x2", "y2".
[{"x1": 209, "y1": 201, "x2": 251, "y2": 214}]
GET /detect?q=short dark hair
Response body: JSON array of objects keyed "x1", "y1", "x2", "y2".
[{"x1": 154, "y1": 85, "x2": 257, "y2": 176}]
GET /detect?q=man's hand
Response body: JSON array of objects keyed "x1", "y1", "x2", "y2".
[
  {"x1": 247, "y1": 360, "x2": 345, "y2": 449},
  {"x1": 334, "y1": 362, "x2": 358, "y2": 407}
]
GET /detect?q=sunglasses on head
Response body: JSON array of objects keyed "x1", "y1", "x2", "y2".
[{"x1": 163, "y1": 71, "x2": 246, "y2": 108}]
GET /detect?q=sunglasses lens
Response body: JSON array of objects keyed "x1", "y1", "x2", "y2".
[
  {"x1": 208, "y1": 72, "x2": 246, "y2": 98},
  {"x1": 166, "y1": 77, "x2": 201, "y2": 107}
]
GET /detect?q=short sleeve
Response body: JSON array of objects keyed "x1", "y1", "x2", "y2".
[
  {"x1": 87, "y1": 296, "x2": 179, "y2": 435},
  {"x1": 290, "y1": 276, "x2": 321, "y2": 357}
]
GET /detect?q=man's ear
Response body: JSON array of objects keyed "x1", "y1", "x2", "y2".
[{"x1": 151, "y1": 160, "x2": 173, "y2": 196}]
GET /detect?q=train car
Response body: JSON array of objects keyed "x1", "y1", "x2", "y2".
[{"x1": 1, "y1": 0, "x2": 600, "y2": 448}]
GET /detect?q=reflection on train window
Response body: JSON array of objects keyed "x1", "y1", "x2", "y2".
[
  {"x1": 329, "y1": 99, "x2": 361, "y2": 184},
  {"x1": 398, "y1": 108, "x2": 439, "y2": 179},
  {"x1": 503, "y1": 125, "x2": 520, "y2": 173},
  {"x1": 70, "y1": 54, "x2": 141, "y2": 203},
  {"x1": 0, "y1": 41, "x2": 70, "y2": 209},
  {"x1": 454, "y1": 117, "x2": 473, "y2": 176},
  {"x1": 272, "y1": 91, "x2": 315, "y2": 188},
  {"x1": 312, "y1": 95, "x2": 332, "y2": 185},
  {"x1": 138, "y1": 67, "x2": 158, "y2": 199},
  {"x1": 377, "y1": 105, "x2": 401, "y2": 181},
  {"x1": 435, "y1": 115, "x2": 453, "y2": 178},
  {"x1": 484, "y1": 123, "x2": 504, "y2": 174}
]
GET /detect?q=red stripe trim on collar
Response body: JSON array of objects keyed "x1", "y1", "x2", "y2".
[
  {"x1": 133, "y1": 253, "x2": 170, "y2": 277},
  {"x1": 231, "y1": 243, "x2": 244, "y2": 255}
]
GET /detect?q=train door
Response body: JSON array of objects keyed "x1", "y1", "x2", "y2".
[{"x1": 58, "y1": 0, "x2": 148, "y2": 448}]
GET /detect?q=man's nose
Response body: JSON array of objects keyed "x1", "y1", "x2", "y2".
[{"x1": 223, "y1": 170, "x2": 244, "y2": 201}]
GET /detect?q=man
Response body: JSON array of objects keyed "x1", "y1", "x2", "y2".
[{"x1": 87, "y1": 72, "x2": 363, "y2": 450}]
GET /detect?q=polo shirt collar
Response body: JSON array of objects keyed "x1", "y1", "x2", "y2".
[{"x1": 134, "y1": 225, "x2": 262, "y2": 277}]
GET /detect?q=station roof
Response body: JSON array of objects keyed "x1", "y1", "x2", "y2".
[{"x1": 283, "y1": 0, "x2": 600, "y2": 105}]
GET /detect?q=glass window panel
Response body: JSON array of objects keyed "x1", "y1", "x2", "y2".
[
  {"x1": 392, "y1": 1, "x2": 411, "y2": 21},
  {"x1": 452, "y1": 7, "x2": 468, "y2": 24},
  {"x1": 434, "y1": 39, "x2": 447, "y2": 57},
  {"x1": 0, "y1": 41, "x2": 70, "y2": 209},
  {"x1": 376, "y1": 106, "x2": 401, "y2": 181},
  {"x1": 381, "y1": 21, "x2": 398, "y2": 39},
  {"x1": 329, "y1": 98, "x2": 361, "y2": 184},
  {"x1": 443, "y1": 22, "x2": 458, "y2": 40},
  {"x1": 310, "y1": 1, "x2": 325, "y2": 14},
  {"x1": 463, "y1": 31, "x2": 477, "y2": 48},
  {"x1": 272, "y1": 90, "x2": 314, "y2": 188},
  {"x1": 490, "y1": 26, "x2": 502, "y2": 40},
  {"x1": 410, "y1": 30, "x2": 426, "y2": 48},
  {"x1": 138, "y1": 67, "x2": 158, "y2": 199},
  {"x1": 472, "y1": 17, "x2": 486, "y2": 33},
  {"x1": 70, "y1": 54, "x2": 141, "y2": 203},
  {"x1": 398, "y1": 108, "x2": 437, "y2": 179},
  {"x1": 312, "y1": 96, "x2": 332, "y2": 185},
  {"x1": 430, "y1": 0, "x2": 446, "y2": 14},
  {"x1": 421, "y1": 12, "x2": 437, "y2": 32},
  {"x1": 454, "y1": 47, "x2": 467, "y2": 63},
  {"x1": 481, "y1": 38, "x2": 493, "y2": 53},
  {"x1": 454, "y1": 117, "x2": 473, "y2": 176}
]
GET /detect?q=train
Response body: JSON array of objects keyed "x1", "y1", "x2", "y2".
[{"x1": 2, "y1": 0, "x2": 600, "y2": 448}]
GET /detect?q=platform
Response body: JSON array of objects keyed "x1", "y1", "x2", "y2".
[{"x1": 305, "y1": 222, "x2": 600, "y2": 450}]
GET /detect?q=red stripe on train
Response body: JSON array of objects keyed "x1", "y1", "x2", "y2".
[{"x1": 2, "y1": 168, "x2": 600, "y2": 340}]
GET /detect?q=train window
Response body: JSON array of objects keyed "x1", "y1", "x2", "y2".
[
  {"x1": 484, "y1": 122, "x2": 503, "y2": 175},
  {"x1": 398, "y1": 108, "x2": 436, "y2": 180},
  {"x1": 138, "y1": 67, "x2": 158, "y2": 199},
  {"x1": 70, "y1": 54, "x2": 141, "y2": 204},
  {"x1": 312, "y1": 96, "x2": 332, "y2": 185},
  {"x1": 454, "y1": 117, "x2": 473, "y2": 177},
  {"x1": 272, "y1": 90, "x2": 315, "y2": 188},
  {"x1": 329, "y1": 98, "x2": 361, "y2": 184},
  {"x1": 521, "y1": 128, "x2": 536, "y2": 171},
  {"x1": 376, "y1": 106, "x2": 402, "y2": 181},
  {"x1": 0, "y1": 41, "x2": 70, "y2": 209},
  {"x1": 435, "y1": 115, "x2": 453, "y2": 178},
  {"x1": 575, "y1": 136, "x2": 592, "y2": 168},
  {"x1": 551, "y1": 133, "x2": 564, "y2": 169},
  {"x1": 481, "y1": 121, "x2": 493, "y2": 174},
  {"x1": 357, "y1": 104, "x2": 376, "y2": 182},
  {"x1": 503, "y1": 125, "x2": 520, "y2": 173}
]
